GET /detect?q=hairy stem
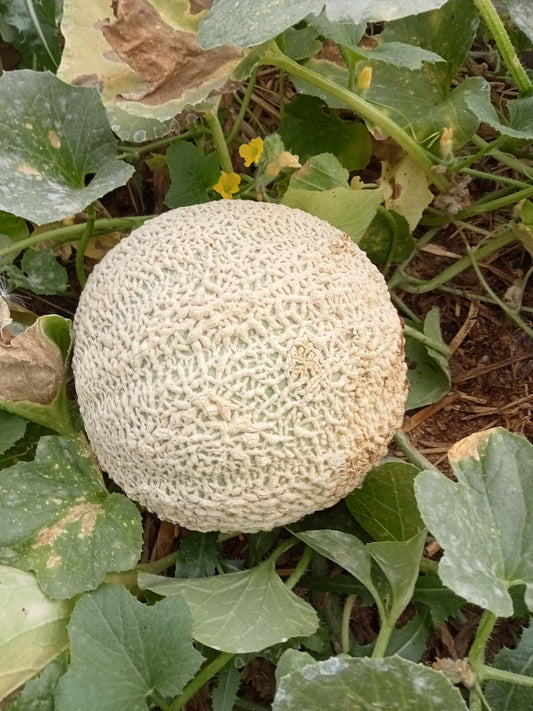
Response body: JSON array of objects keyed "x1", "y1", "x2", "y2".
[{"x1": 472, "y1": 0, "x2": 532, "y2": 93}]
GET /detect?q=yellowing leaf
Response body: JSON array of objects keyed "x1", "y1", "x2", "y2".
[
  {"x1": 58, "y1": 0, "x2": 246, "y2": 139},
  {"x1": 379, "y1": 154, "x2": 433, "y2": 230},
  {"x1": 0, "y1": 566, "x2": 72, "y2": 701}
]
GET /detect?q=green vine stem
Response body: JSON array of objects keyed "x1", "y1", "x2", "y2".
[
  {"x1": 261, "y1": 44, "x2": 450, "y2": 192},
  {"x1": 389, "y1": 229, "x2": 517, "y2": 294},
  {"x1": 471, "y1": 135, "x2": 533, "y2": 180},
  {"x1": 204, "y1": 102, "x2": 234, "y2": 174},
  {"x1": 341, "y1": 594, "x2": 356, "y2": 654},
  {"x1": 168, "y1": 651, "x2": 235, "y2": 711},
  {"x1": 403, "y1": 323, "x2": 452, "y2": 358},
  {"x1": 394, "y1": 430, "x2": 441, "y2": 473},
  {"x1": 0, "y1": 216, "x2": 151, "y2": 260},
  {"x1": 468, "y1": 609, "x2": 497, "y2": 709},
  {"x1": 471, "y1": 0, "x2": 532, "y2": 93},
  {"x1": 75, "y1": 204, "x2": 96, "y2": 287},
  {"x1": 478, "y1": 663, "x2": 533, "y2": 688},
  {"x1": 226, "y1": 66, "x2": 260, "y2": 145},
  {"x1": 454, "y1": 185, "x2": 533, "y2": 221},
  {"x1": 284, "y1": 544, "x2": 312, "y2": 590},
  {"x1": 371, "y1": 617, "x2": 395, "y2": 659}
]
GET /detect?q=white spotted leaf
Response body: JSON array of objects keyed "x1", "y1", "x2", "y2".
[
  {"x1": 272, "y1": 652, "x2": 468, "y2": 711},
  {"x1": 0, "y1": 70, "x2": 134, "y2": 223},
  {"x1": 415, "y1": 428, "x2": 533, "y2": 617},
  {"x1": 0, "y1": 436, "x2": 143, "y2": 599},
  {"x1": 139, "y1": 560, "x2": 318, "y2": 653},
  {"x1": 198, "y1": 0, "x2": 448, "y2": 49}
]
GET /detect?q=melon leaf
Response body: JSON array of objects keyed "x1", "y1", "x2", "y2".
[
  {"x1": 345, "y1": 460, "x2": 425, "y2": 542},
  {"x1": 165, "y1": 142, "x2": 221, "y2": 208},
  {"x1": 272, "y1": 652, "x2": 468, "y2": 711},
  {"x1": 198, "y1": 0, "x2": 449, "y2": 50},
  {"x1": 58, "y1": 0, "x2": 245, "y2": 140},
  {"x1": 485, "y1": 621, "x2": 533, "y2": 708},
  {"x1": 0, "y1": 436, "x2": 143, "y2": 599},
  {"x1": 7, "y1": 656, "x2": 67, "y2": 711},
  {"x1": 415, "y1": 428, "x2": 533, "y2": 617},
  {"x1": 0, "y1": 410, "x2": 27, "y2": 456},
  {"x1": 55, "y1": 584, "x2": 204, "y2": 711},
  {"x1": 294, "y1": 529, "x2": 426, "y2": 630},
  {"x1": 0, "y1": 566, "x2": 72, "y2": 702},
  {"x1": 0, "y1": 70, "x2": 134, "y2": 224},
  {"x1": 139, "y1": 560, "x2": 319, "y2": 653}
]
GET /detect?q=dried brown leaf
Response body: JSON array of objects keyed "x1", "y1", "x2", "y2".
[
  {"x1": 100, "y1": 0, "x2": 242, "y2": 106},
  {"x1": 0, "y1": 304, "x2": 64, "y2": 405}
]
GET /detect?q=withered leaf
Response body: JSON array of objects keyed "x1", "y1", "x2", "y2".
[
  {"x1": 100, "y1": 0, "x2": 242, "y2": 106},
  {"x1": 0, "y1": 305, "x2": 64, "y2": 405}
]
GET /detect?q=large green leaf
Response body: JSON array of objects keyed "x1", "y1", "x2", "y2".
[
  {"x1": 415, "y1": 428, "x2": 533, "y2": 617},
  {"x1": 485, "y1": 621, "x2": 533, "y2": 709},
  {"x1": 295, "y1": 529, "x2": 426, "y2": 629},
  {"x1": 0, "y1": 566, "x2": 72, "y2": 702},
  {"x1": 346, "y1": 460, "x2": 425, "y2": 542},
  {"x1": 0, "y1": 70, "x2": 134, "y2": 223},
  {"x1": 291, "y1": 0, "x2": 480, "y2": 149},
  {"x1": 0, "y1": 436, "x2": 143, "y2": 599},
  {"x1": 55, "y1": 584, "x2": 204, "y2": 711},
  {"x1": 139, "y1": 560, "x2": 318, "y2": 653},
  {"x1": 272, "y1": 652, "x2": 468, "y2": 711},
  {"x1": 198, "y1": 0, "x2": 449, "y2": 49}
]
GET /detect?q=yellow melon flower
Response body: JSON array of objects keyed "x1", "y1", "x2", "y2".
[
  {"x1": 213, "y1": 171, "x2": 241, "y2": 199},
  {"x1": 239, "y1": 137, "x2": 264, "y2": 167}
]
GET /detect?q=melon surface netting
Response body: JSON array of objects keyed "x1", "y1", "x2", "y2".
[{"x1": 73, "y1": 201, "x2": 408, "y2": 532}]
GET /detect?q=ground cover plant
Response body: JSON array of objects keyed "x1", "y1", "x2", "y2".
[{"x1": 0, "y1": 0, "x2": 533, "y2": 709}]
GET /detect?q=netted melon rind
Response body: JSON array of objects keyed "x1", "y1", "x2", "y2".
[{"x1": 73, "y1": 201, "x2": 407, "y2": 532}]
